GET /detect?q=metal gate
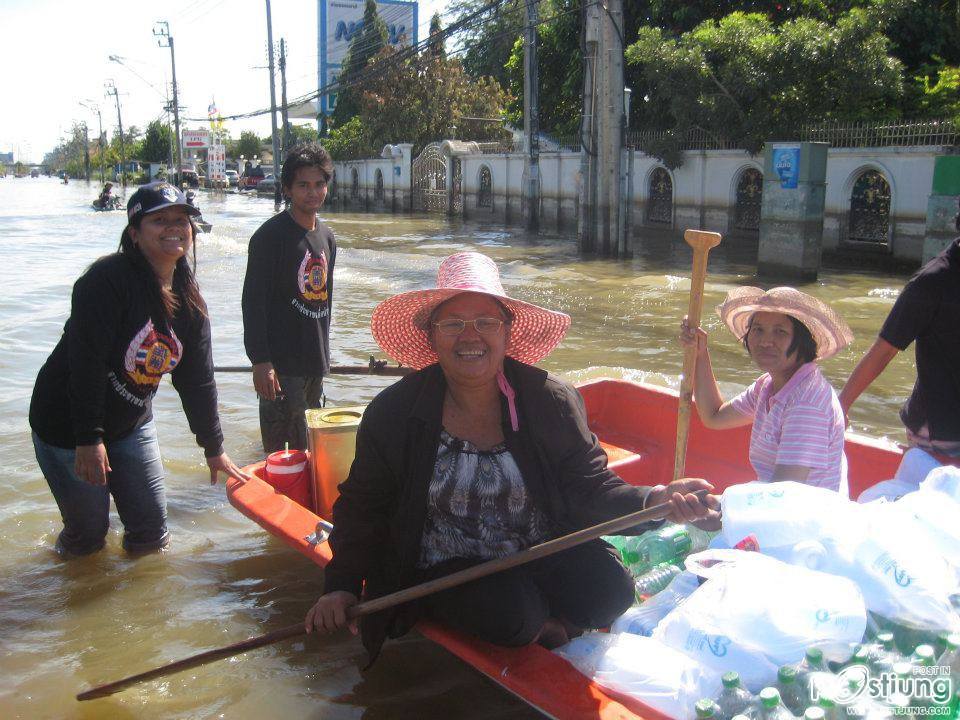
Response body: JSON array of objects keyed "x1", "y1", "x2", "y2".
[
  {"x1": 848, "y1": 170, "x2": 891, "y2": 245},
  {"x1": 451, "y1": 158, "x2": 463, "y2": 213},
  {"x1": 733, "y1": 169, "x2": 763, "y2": 232},
  {"x1": 412, "y1": 143, "x2": 448, "y2": 212},
  {"x1": 646, "y1": 168, "x2": 673, "y2": 225}
]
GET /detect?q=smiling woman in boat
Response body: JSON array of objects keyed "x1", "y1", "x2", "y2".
[
  {"x1": 679, "y1": 286, "x2": 854, "y2": 494},
  {"x1": 29, "y1": 182, "x2": 249, "y2": 557},
  {"x1": 305, "y1": 251, "x2": 720, "y2": 660}
]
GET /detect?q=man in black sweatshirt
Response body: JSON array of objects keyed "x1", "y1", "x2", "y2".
[{"x1": 242, "y1": 144, "x2": 336, "y2": 452}]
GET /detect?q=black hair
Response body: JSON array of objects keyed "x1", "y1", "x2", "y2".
[
  {"x1": 119, "y1": 213, "x2": 207, "y2": 324},
  {"x1": 742, "y1": 314, "x2": 817, "y2": 364},
  {"x1": 281, "y1": 143, "x2": 334, "y2": 192}
]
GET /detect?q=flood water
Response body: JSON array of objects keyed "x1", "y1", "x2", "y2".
[{"x1": 0, "y1": 177, "x2": 919, "y2": 719}]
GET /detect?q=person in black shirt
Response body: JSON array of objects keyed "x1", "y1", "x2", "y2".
[
  {"x1": 30, "y1": 182, "x2": 250, "y2": 556},
  {"x1": 241, "y1": 144, "x2": 336, "y2": 453},
  {"x1": 840, "y1": 209, "x2": 960, "y2": 457}
]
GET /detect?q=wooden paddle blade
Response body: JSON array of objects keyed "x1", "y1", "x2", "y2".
[
  {"x1": 76, "y1": 623, "x2": 305, "y2": 701},
  {"x1": 684, "y1": 229, "x2": 721, "y2": 252}
]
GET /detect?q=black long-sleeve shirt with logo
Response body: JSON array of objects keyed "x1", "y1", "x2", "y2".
[
  {"x1": 241, "y1": 210, "x2": 336, "y2": 377},
  {"x1": 30, "y1": 253, "x2": 224, "y2": 457}
]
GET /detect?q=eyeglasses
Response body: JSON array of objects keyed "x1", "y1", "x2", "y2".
[{"x1": 432, "y1": 317, "x2": 504, "y2": 336}]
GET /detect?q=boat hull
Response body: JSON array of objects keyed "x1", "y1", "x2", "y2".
[{"x1": 226, "y1": 378, "x2": 903, "y2": 720}]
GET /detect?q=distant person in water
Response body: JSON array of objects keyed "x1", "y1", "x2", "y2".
[
  {"x1": 304, "y1": 251, "x2": 720, "y2": 663},
  {"x1": 241, "y1": 143, "x2": 336, "y2": 453},
  {"x1": 840, "y1": 204, "x2": 960, "y2": 458},
  {"x1": 29, "y1": 182, "x2": 250, "y2": 556},
  {"x1": 679, "y1": 287, "x2": 853, "y2": 494}
]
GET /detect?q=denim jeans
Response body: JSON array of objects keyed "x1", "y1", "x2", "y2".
[
  {"x1": 258, "y1": 374, "x2": 323, "y2": 453},
  {"x1": 33, "y1": 420, "x2": 170, "y2": 555}
]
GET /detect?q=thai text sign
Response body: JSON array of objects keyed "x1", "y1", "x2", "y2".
[
  {"x1": 318, "y1": 0, "x2": 418, "y2": 115},
  {"x1": 182, "y1": 129, "x2": 210, "y2": 149},
  {"x1": 208, "y1": 144, "x2": 226, "y2": 182}
]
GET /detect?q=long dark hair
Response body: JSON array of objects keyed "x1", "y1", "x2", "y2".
[{"x1": 119, "y1": 217, "x2": 207, "y2": 324}]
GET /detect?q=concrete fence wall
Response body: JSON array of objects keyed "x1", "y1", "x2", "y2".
[{"x1": 330, "y1": 142, "x2": 951, "y2": 265}]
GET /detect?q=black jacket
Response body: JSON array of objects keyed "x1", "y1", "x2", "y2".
[
  {"x1": 322, "y1": 356, "x2": 655, "y2": 660},
  {"x1": 30, "y1": 253, "x2": 223, "y2": 456}
]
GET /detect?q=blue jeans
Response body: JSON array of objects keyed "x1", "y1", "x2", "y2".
[{"x1": 33, "y1": 421, "x2": 170, "y2": 555}]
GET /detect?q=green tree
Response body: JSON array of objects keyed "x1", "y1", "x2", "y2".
[
  {"x1": 428, "y1": 13, "x2": 446, "y2": 60},
  {"x1": 140, "y1": 120, "x2": 173, "y2": 163},
  {"x1": 333, "y1": 0, "x2": 389, "y2": 124},
  {"x1": 287, "y1": 123, "x2": 320, "y2": 147},
  {"x1": 232, "y1": 130, "x2": 262, "y2": 160},
  {"x1": 450, "y1": 0, "x2": 525, "y2": 89},
  {"x1": 325, "y1": 47, "x2": 511, "y2": 159},
  {"x1": 624, "y1": 9, "x2": 904, "y2": 167}
]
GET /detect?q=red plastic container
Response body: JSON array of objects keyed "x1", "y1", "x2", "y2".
[{"x1": 264, "y1": 449, "x2": 313, "y2": 510}]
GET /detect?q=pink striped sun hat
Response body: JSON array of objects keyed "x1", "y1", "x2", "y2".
[{"x1": 371, "y1": 252, "x2": 571, "y2": 370}]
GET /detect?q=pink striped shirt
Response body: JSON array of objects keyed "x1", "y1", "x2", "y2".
[{"x1": 730, "y1": 362, "x2": 848, "y2": 494}]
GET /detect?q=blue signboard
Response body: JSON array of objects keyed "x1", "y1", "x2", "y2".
[
  {"x1": 772, "y1": 146, "x2": 801, "y2": 189},
  {"x1": 319, "y1": 0, "x2": 418, "y2": 116}
]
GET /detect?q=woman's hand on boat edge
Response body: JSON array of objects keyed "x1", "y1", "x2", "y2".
[
  {"x1": 648, "y1": 478, "x2": 722, "y2": 530},
  {"x1": 305, "y1": 591, "x2": 359, "y2": 636},
  {"x1": 206, "y1": 453, "x2": 253, "y2": 485}
]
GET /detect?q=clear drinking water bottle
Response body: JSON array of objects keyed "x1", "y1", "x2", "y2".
[
  {"x1": 757, "y1": 688, "x2": 797, "y2": 720},
  {"x1": 776, "y1": 666, "x2": 806, "y2": 716},
  {"x1": 621, "y1": 524, "x2": 692, "y2": 576},
  {"x1": 633, "y1": 563, "x2": 682, "y2": 601},
  {"x1": 715, "y1": 671, "x2": 756, "y2": 720},
  {"x1": 697, "y1": 699, "x2": 721, "y2": 720}
]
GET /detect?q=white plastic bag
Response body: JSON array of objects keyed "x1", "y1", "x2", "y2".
[
  {"x1": 720, "y1": 481, "x2": 854, "y2": 549},
  {"x1": 610, "y1": 571, "x2": 700, "y2": 637},
  {"x1": 556, "y1": 632, "x2": 722, "y2": 720},
  {"x1": 921, "y1": 464, "x2": 960, "y2": 503},
  {"x1": 857, "y1": 448, "x2": 941, "y2": 503},
  {"x1": 653, "y1": 550, "x2": 867, "y2": 692}
]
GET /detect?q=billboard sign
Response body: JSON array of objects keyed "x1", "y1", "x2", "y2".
[
  {"x1": 319, "y1": 0, "x2": 418, "y2": 115},
  {"x1": 208, "y1": 144, "x2": 226, "y2": 182},
  {"x1": 772, "y1": 145, "x2": 801, "y2": 189},
  {"x1": 182, "y1": 129, "x2": 210, "y2": 149}
]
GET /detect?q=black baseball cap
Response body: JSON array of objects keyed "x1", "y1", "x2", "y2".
[{"x1": 126, "y1": 182, "x2": 201, "y2": 223}]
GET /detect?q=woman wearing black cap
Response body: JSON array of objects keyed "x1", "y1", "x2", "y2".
[{"x1": 29, "y1": 182, "x2": 250, "y2": 556}]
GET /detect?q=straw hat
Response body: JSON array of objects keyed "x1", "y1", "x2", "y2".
[
  {"x1": 716, "y1": 286, "x2": 853, "y2": 360},
  {"x1": 371, "y1": 252, "x2": 571, "y2": 370}
]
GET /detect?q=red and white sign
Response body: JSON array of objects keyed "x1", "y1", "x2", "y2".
[
  {"x1": 208, "y1": 144, "x2": 226, "y2": 182},
  {"x1": 182, "y1": 129, "x2": 210, "y2": 149}
]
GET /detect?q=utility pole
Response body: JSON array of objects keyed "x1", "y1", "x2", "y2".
[
  {"x1": 522, "y1": 0, "x2": 541, "y2": 231},
  {"x1": 82, "y1": 101, "x2": 105, "y2": 184},
  {"x1": 105, "y1": 80, "x2": 126, "y2": 191},
  {"x1": 279, "y1": 39, "x2": 291, "y2": 159},
  {"x1": 154, "y1": 22, "x2": 183, "y2": 183},
  {"x1": 265, "y1": 0, "x2": 283, "y2": 212},
  {"x1": 82, "y1": 123, "x2": 91, "y2": 181},
  {"x1": 578, "y1": 0, "x2": 626, "y2": 256}
]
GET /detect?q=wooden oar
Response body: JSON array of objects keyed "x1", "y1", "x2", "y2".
[
  {"x1": 673, "y1": 229, "x2": 722, "y2": 481},
  {"x1": 214, "y1": 363, "x2": 411, "y2": 377},
  {"x1": 76, "y1": 489, "x2": 704, "y2": 701}
]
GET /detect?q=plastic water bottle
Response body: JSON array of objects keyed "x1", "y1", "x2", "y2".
[
  {"x1": 621, "y1": 524, "x2": 692, "y2": 576},
  {"x1": 873, "y1": 632, "x2": 902, "y2": 674},
  {"x1": 911, "y1": 644, "x2": 936, "y2": 667},
  {"x1": 633, "y1": 563, "x2": 682, "y2": 601},
  {"x1": 686, "y1": 523, "x2": 719, "y2": 553},
  {"x1": 814, "y1": 692, "x2": 844, "y2": 720},
  {"x1": 757, "y1": 688, "x2": 797, "y2": 720},
  {"x1": 796, "y1": 647, "x2": 827, "y2": 697},
  {"x1": 803, "y1": 707, "x2": 825, "y2": 720},
  {"x1": 937, "y1": 633, "x2": 960, "y2": 674},
  {"x1": 697, "y1": 699, "x2": 721, "y2": 720},
  {"x1": 776, "y1": 666, "x2": 806, "y2": 715},
  {"x1": 715, "y1": 671, "x2": 756, "y2": 720}
]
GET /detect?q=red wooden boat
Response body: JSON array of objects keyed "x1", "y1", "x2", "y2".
[{"x1": 226, "y1": 378, "x2": 904, "y2": 720}]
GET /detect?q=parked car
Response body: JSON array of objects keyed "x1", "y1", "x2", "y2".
[
  {"x1": 256, "y1": 174, "x2": 277, "y2": 195},
  {"x1": 225, "y1": 169, "x2": 239, "y2": 187},
  {"x1": 238, "y1": 166, "x2": 265, "y2": 191}
]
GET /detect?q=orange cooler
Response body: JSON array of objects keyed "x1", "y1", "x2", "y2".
[{"x1": 305, "y1": 406, "x2": 365, "y2": 519}]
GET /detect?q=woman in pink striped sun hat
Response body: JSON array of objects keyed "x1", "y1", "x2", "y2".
[
  {"x1": 679, "y1": 285, "x2": 854, "y2": 494},
  {"x1": 305, "y1": 251, "x2": 721, "y2": 663}
]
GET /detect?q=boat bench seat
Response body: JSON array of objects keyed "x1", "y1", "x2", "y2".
[{"x1": 599, "y1": 438, "x2": 663, "y2": 487}]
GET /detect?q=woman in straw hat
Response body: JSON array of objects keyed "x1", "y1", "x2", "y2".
[
  {"x1": 305, "y1": 251, "x2": 721, "y2": 661},
  {"x1": 679, "y1": 286, "x2": 853, "y2": 494}
]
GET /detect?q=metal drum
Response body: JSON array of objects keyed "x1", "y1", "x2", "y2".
[{"x1": 305, "y1": 405, "x2": 364, "y2": 519}]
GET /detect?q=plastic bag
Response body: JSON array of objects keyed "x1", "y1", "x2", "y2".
[
  {"x1": 610, "y1": 571, "x2": 701, "y2": 636},
  {"x1": 857, "y1": 448, "x2": 941, "y2": 503},
  {"x1": 653, "y1": 550, "x2": 867, "y2": 692},
  {"x1": 556, "y1": 632, "x2": 722, "y2": 720},
  {"x1": 720, "y1": 481, "x2": 854, "y2": 550}
]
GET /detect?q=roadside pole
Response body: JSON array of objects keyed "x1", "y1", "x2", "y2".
[
  {"x1": 522, "y1": 0, "x2": 541, "y2": 231},
  {"x1": 80, "y1": 101, "x2": 106, "y2": 185},
  {"x1": 280, "y1": 39, "x2": 291, "y2": 160},
  {"x1": 83, "y1": 123, "x2": 91, "y2": 181},
  {"x1": 154, "y1": 22, "x2": 183, "y2": 184},
  {"x1": 578, "y1": 1, "x2": 599, "y2": 253},
  {"x1": 105, "y1": 81, "x2": 126, "y2": 191},
  {"x1": 265, "y1": 0, "x2": 283, "y2": 212}
]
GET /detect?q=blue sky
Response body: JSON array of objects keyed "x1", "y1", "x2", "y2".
[{"x1": 1, "y1": 0, "x2": 450, "y2": 162}]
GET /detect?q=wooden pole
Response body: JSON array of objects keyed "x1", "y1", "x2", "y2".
[
  {"x1": 673, "y1": 229, "x2": 722, "y2": 481},
  {"x1": 76, "y1": 490, "x2": 702, "y2": 701}
]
